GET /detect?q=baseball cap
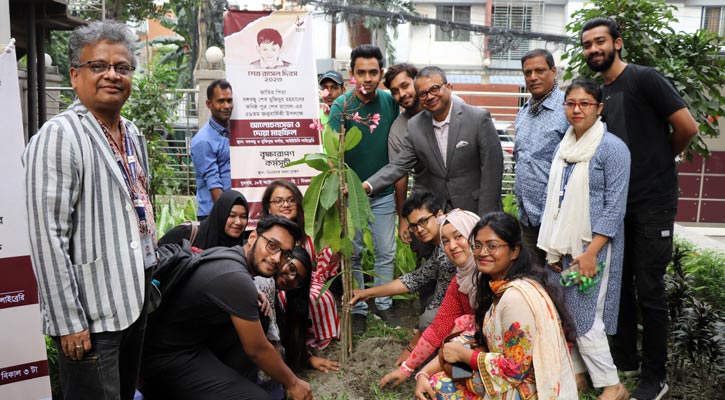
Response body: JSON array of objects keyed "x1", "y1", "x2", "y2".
[{"x1": 319, "y1": 70, "x2": 344, "y2": 85}]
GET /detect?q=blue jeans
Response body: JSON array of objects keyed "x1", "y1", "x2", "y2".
[{"x1": 352, "y1": 193, "x2": 397, "y2": 314}]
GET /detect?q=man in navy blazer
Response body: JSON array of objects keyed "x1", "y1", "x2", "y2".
[{"x1": 364, "y1": 66, "x2": 503, "y2": 216}]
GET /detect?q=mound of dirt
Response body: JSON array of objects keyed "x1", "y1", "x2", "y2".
[{"x1": 301, "y1": 300, "x2": 422, "y2": 399}]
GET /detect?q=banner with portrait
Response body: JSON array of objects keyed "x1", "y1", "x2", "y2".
[
  {"x1": 224, "y1": 10, "x2": 321, "y2": 227},
  {"x1": 0, "y1": 43, "x2": 52, "y2": 399}
]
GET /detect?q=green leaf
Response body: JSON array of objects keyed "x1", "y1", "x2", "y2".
[
  {"x1": 340, "y1": 236, "x2": 354, "y2": 259},
  {"x1": 321, "y1": 207, "x2": 342, "y2": 252},
  {"x1": 302, "y1": 172, "x2": 329, "y2": 235},
  {"x1": 320, "y1": 172, "x2": 340, "y2": 210},
  {"x1": 322, "y1": 126, "x2": 339, "y2": 158},
  {"x1": 286, "y1": 153, "x2": 332, "y2": 172},
  {"x1": 345, "y1": 167, "x2": 372, "y2": 234},
  {"x1": 343, "y1": 126, "x2": 363, "y2": 151}
]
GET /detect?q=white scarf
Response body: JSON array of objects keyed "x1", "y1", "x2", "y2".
[
  {"x1": 538, "y1": 118, "x2": 604, "y2": 264},
  {"x1": 439, "y1": 209, "x2": 480, "y2": 308}
]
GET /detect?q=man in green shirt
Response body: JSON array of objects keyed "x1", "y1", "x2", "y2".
[{"x1": 328, "y1": 45, "x2": 399, "y2": 334}]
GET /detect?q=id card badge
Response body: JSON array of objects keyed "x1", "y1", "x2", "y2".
[{"x1": 141, "y1": 232, "x2": 157, "y2": 269}]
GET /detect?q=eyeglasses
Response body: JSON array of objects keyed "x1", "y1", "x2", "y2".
[
  {"x1": 74, "y1": 61, "x2": 135, "y2": 76},
  {"x1": 270, "y1": 197, "x2": 297, "y2": 207},
  {"x1": 281, "y1": 260, "x2": 298, "y2": 280},
  {"x1": 563, "y1": 100, "x2": 599, "y2": 109},
  {"x1": 472, "y1": 241, "x2": 511, "y2": 254},
  {"x1": 407, "y1": 214, "x2": 436, "y2": 233},
  {"x1": 258, "y1": 234, "x2": 292, "y2": 261},
  {"x1": 418, "y1": 83, "x2": 446, "y2": 99}
]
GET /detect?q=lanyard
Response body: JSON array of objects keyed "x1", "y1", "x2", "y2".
[
  {"x1": 557, "y1": 162, "x2": 575, "y2": 211},
  {"x1": 112, "y1": 125, "x2": 146, "y2": 224}
]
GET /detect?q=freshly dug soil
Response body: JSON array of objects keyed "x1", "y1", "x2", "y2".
[{"x1": 300, "y1": 300, "x2": 420, "y2": 400}]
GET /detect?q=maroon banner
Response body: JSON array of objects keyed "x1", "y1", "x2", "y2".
[
  {"x1": 0, "y1": 360, "x2": 49, "y2": 386},
  {"x1": 230, "y1": 119, "x2": 320, "y2": 147},
  {"x1": 0, "y1": 256, "x2": 38, "y2": 310},
  {"x1": 224, "y1": 10, "x2": 272, "y2": 36}
]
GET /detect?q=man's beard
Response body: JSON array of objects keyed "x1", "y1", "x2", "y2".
[
  {"x1": 248, "y1": 239, "x2": 274, "y2": 278},
  {"x1": 403, "y1": 96, "x2": 420, "y2": 113},
  {"x1": 586, "y1": 49, "x2": 616, "y2": 72}
]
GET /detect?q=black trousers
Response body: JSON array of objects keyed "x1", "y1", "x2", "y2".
[
  {"x1": 611, "y1": 208, "x2": 675, "y2": 383},
  {"x1": 55, "y1": 268, "x2": 152, "y2": 400}
]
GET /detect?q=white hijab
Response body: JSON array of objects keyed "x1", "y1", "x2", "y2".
[
  {"x1": 439, "y1": 209, "x2": 480, "y2": 308},
  {"x1": 538, "y1": 118, "x2": 605, "y2": 264}
]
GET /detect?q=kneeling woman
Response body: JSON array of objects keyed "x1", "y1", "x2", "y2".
[{"x1": 415, "y1": 212, "x2": 577, "y2": 399}]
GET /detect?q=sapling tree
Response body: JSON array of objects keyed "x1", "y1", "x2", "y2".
[{"x1": 287, "y1": 81, "x2": 380, "y2": 361}]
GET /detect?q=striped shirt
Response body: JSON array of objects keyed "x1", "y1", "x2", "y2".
[{"x1": 23, "y1": 100, "x2": 151, "y2": 336}]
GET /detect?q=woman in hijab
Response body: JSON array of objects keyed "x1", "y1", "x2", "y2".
[
  {"x1": 538, "y1": 79, "x2": 630, "y2": 399},
  {"x1": 158, "y1": 190, "x2": 248, "y2": 249},
  {"x1": 379, "y1": 209, "x2": 481, "y2": 388},
  {"x1": 414, "y1": 212, "x2": 578, "y2": 400}
]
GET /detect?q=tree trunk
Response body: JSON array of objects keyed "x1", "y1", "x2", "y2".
[
  {"x1": 346, "y1": 14, "x2": 372, "y2": 47},
  {"x1": 195, "y1": 0, "x2": 209, "y2": 71},
  {"x1": 338, "y1": 124, "x2": 353, "y2": 362}
]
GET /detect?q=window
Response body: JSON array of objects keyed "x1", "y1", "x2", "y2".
[
  {"x1": 436, "y1": 5, "x2": 471, "y2": 42},
  {"x1": 702, "y1": 7, "x2": 724, "y2": 35},
  {"x1": 490, "y1": 3, "x2": 539, "y2": 61}
]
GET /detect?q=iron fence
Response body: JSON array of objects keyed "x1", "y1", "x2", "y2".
[{"x1": 44, "y1": 87, "x2": 527, "y2": 197}]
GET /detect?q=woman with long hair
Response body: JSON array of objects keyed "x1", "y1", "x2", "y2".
[
  {"x1": 260, "y1": 180, "x2": 340, "y2": 373},
  {"x1": 158, "y1": 189, "x2": 248, "y2": 249},
  {"x1": 538, "y1": 78, "x2": 630, "y2": 399},
  {"x1": 415, "y1": 212, "x2": 578, "y2": 399},
  {"x1": 379, "y1": 209, "x2": 481, "y2": 388}
]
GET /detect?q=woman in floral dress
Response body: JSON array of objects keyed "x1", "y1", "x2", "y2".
[{"x1": 414, "y1": 212, "x2": 578, "y2": 400}]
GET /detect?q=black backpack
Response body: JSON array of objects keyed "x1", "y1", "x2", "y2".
[{"x1": 147, "y1": 240, "x2": 245, "y2": 315}]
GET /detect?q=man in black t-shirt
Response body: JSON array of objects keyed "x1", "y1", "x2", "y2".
[
  {"x1": 580, "y1": 18, "x2": 698, "y2": 400},
  {"x1": 140, "y1": 215, "x2": 313, "y2": 400}
]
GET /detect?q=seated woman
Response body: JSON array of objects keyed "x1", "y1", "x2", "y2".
[
  {"x1": 379, "y1": 209, "x2": 480, "y2": 388},
  {"x1": 259, "y1": 180, "x2": 340, "y2": 372},
  {"x1": 415, "y1": 212, "x2": 578, "y2": 400},
  {"x1": 538, "y1": 78, "x2": 630, "y2": 400},
  {"x1": 159, "y1": 189, "x2": 248, "y2": 249}
]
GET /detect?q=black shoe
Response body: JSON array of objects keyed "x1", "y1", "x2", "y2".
[
  {"x1": 375, "y1": 307, "x2": 402, "y2": 329},
  {"x1": 630, "y1": 380, "x2": 668, "y2": 400},
  {"x1": 352, "y1": 313, "x2": 367, "y2": 335}
]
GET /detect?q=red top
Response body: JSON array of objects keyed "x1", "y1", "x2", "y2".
[{"x1": 422, "y1": 276, "x2": 475, "y2": 347}]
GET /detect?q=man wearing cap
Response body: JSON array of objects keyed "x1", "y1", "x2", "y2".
[{"x1": 318, "y1": 70, "x2": 345, "y2": 129}]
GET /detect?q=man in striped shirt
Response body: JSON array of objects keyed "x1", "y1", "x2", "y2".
[{"x1": 24, "y1": 21, "x2": 155, "y2": 400}]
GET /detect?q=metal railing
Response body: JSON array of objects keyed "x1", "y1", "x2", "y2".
[{"x1": 44, "y1": 87, "x2": 528, "y2": 197}]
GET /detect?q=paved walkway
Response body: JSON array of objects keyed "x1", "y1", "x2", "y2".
[{"x1": 675, "y1": 223, "x2": 725, "y2": 252}]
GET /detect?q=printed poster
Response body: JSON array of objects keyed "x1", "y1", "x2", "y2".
[
  {"x1": 0, "y1": 43, "x2": 52, "y2": 399},
  {"x1": 225, "y1": 10, "x2": 322, "y2": 227}
]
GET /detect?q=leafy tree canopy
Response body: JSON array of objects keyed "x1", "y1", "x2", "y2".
[{"x1": 562, "y1": 0, "x2": 725, "y2": 158}]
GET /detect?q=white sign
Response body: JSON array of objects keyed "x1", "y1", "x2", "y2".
[
  {"x1": 224, "y1": 11, "x2": 321, "y2": 226},
  {"x1": 0, "y1": 43, "x2": 52, "y2": 399}
]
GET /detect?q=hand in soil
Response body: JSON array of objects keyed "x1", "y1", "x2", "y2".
[
  {"x1": 309, "y1": 355, "x2": 340, "y2": 373},
  {"x1": 414, "y1": 374, "x2": 436, "y2": 400},
  {"x1": 378, "y1": 369, "x2": 408, "y2": 388},
  {"x1": 287, "y1": 377, "x2": 313, "y2": 400}
]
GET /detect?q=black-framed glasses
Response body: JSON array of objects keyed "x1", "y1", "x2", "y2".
[
  {"x1": 258, "y1": 234, "x2": 293, "y2": 260},
  {"x1": 407, "y1": 214, "x2": 436, "y2": 233},
  {"x1": 74, "y1": 61, "x2": 136, "y2": 76},
  {"x1": 472, "y1": 241, "x2": 511, "y2": 254},
  {"x1": 281, "y1": 260, "x2": 298, "y2": 279},
  {"x1": 270, "y1": 197, "x2": 297, "y2": 207},
  {"x1": 418, "y1": 83, "x2": 446, "y2": 99},
  {"x1": 563, "y1": 100, "x2": 599, "y2": 109}
]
